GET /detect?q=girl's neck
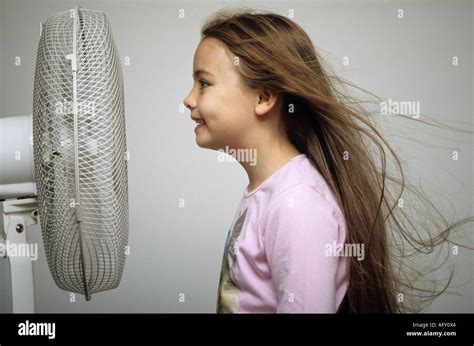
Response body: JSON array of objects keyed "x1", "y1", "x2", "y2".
[{"x1": 241, "y1": 140, "x2": 301, "y2": 194}]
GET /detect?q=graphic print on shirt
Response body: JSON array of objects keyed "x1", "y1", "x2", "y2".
[{"x1": 216, "y1": 207, "x2": 248, "y2": 313}]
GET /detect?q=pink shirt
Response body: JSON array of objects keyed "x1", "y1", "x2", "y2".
[{"x1": 216, "y1": 153, "x2": 350, "y2": 313}]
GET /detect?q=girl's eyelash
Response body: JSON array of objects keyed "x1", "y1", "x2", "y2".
[{"x1": 199, "y1": 80, "x2": 209, "y2": 88}]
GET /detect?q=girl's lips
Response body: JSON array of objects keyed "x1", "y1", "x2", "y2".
[{"x1": 194, "y1": 122, "x2": 206, "y2": 133}]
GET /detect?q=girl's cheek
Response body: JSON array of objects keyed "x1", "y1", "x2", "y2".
[{"x1": 200, "y1": 96, "x2": 220, "y2": 122}]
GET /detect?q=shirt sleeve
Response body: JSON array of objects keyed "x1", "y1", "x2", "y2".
[{"x1": 261, "y1": 184, "x2": 345, "y2": 313}]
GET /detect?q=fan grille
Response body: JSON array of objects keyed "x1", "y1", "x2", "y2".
[{"x1": 32, "y1": 7, "x2": 129, "y2": 300}]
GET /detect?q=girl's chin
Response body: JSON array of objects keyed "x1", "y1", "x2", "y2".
[
  {"x1": 195, "y1": 137, "x2": 221, "y2": 151},
  {"x1": 195, "y1": 135, "x2": 210, "y2": 148}
]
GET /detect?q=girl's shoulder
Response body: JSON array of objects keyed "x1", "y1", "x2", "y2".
[{"x1": 262, "y1": 182, "x2": 344, "y2": 223}]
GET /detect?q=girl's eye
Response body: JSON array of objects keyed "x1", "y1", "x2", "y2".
[{"x1": 199, "y1": 80, "x2": 209, "y2": 89}]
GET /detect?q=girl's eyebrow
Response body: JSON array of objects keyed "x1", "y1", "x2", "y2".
[{"x1": 193, "y1": 68, "x2": 214, "y2": 79}]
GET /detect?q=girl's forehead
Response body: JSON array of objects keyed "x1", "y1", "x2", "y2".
[{"x1": 194, "y1": 38, "x2": 234, "y2": 76}]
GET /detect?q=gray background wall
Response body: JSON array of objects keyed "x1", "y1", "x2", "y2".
[
  {"x1": 0, "y1": 0, "x2": 472, "y2": 313},
  {"x1": 0, "y1": 0, "x2": 8, "y2": 315}
]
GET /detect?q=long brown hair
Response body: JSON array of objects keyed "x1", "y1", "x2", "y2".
[{"x1": 200, "y1": 8, "x2": 473, "y2": 313}]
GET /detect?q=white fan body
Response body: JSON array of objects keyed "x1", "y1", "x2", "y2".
[
  {"x1": 0, "y1": 5, "x2": 129, "y2": 310},
  {"x1": 0, "y1": 115, "x2": 37, "y2": 313}
]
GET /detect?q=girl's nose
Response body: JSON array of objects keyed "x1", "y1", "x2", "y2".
[{"x1": 183, "y1": 92, "x2": 195, "y2": 110}]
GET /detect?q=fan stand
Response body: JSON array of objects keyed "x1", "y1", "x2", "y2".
[{"x1": 1, "y1": 198, "x2": 38, "y2": 313}]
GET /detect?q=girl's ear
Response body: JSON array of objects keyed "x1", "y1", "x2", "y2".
[{"x1": 255, "y1": 89, "x2": 281, "y2": 117}]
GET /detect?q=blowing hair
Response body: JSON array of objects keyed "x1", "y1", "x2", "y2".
[{"x1": 200, "y1": 8, "x2": 473, "y2": 313}]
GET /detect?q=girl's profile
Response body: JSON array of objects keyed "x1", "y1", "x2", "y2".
[{"x1": 183, "y1": 8, "x2": 472, "y2": 314}]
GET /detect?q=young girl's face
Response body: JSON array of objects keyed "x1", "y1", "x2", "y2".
[{"x1": 183, "y1": 37, "x2": 258, "y2": 150}]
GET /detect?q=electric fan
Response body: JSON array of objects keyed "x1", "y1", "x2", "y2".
[{"x1": 0, "y1": 6, "x2": 129, "y2": 308}]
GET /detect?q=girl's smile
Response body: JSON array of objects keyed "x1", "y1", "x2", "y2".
[{"x1": 194, "y1": 121, "x2": 206, "y2": 133}]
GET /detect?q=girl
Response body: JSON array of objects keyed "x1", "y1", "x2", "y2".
[{"x1": 183, "y1": 8, "x2": 472, "y2": 313}]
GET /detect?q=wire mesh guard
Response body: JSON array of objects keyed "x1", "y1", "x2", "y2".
[{"x1": 32, "y1": 7, "x2": 129, "y2": 301}]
